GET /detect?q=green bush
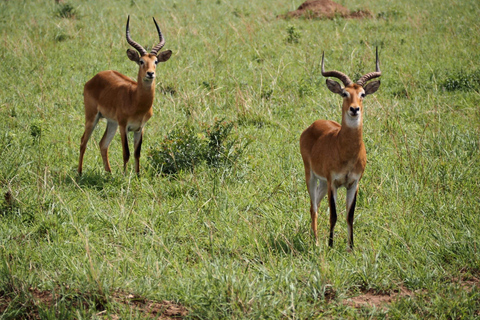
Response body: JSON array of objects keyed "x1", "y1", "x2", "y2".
[
  {"x1": 148, "y1": 124, "x2": 204, "y2": 175},
  {"x1": 148, "y1": 119, "x2": 248, "y2": 175},
  {"x1": 54, "y1": 3, "x2": 77, "y2": 19},
  {"x1": 442, "y1": 70, "x2": 480, "y2": 91},
  {"x1": 285, "y1": 25, "x2": 301, "y2": 44}
]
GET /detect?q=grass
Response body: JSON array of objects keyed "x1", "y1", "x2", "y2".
[{"x1": 0, "y1": 0, "x2": 479, "y2": 318}]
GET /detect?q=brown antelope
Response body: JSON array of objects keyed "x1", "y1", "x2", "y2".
[
  {"x1": 78, "y1": 16, "x2": 172, "y2": 175},
  {"x1": 300, "y1": 48, "x2": 381, "y2": 249}
]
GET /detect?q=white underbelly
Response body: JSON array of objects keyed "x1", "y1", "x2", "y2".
[
  {"x1": 332, "y1": 171, "x2": 361, "y2": 188},
  {"x1": 127, "y1": 122, "x2": 143, "y2": 132}
]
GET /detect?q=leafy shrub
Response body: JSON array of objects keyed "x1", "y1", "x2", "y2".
[
  {"x1": 376, "y1": 9, "x2": 403, "y2": 20},
  {"x1": 148, "y1": 119, "x2": 249, "y2": 175},
  {"x1": 148, "y1": 124, "x2": 204, "y2": 175},
  {"x1": 285, "y1": 26, "x2": 301, "y2": 44},
  {"x1": 441, "y1": 70, "x2": 480, "y2": 91},
  {"x1": 55, "y1": 3, "x2": 77, "y2": 19}
]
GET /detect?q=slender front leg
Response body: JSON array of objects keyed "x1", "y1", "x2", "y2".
[
  {"x1": 346, "y1": 182, "x2": 358, "y2": 250},
  {"x1": 119, "y1": 125, "x2": 130, "y2": 174},
  {"x1": 327, "y1": 185, "x2": 337, "y2": 248},
  {"x1": 133, "y1": 128, "x2": 143, "y2": 175},
  {"x1": 99, "y1": 120, "x2": 118, "y2": 173}
]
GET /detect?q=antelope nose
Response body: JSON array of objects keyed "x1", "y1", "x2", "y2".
[
  {"x1": 146, "y1": 71, "x2": 155, "y2": 78},
  {"x1": 349, "y1": 106, "x2": 360, "y2": 115}
]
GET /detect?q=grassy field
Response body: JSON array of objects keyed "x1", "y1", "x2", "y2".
[{"x1": 1, "y1": 0, "x2": 479, "y2": 318}]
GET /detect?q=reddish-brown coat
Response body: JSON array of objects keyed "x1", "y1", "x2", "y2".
[
  {"x1": 300, "y1": 79, "x2": 380, "y2": 249},
  {"x1": 78, "y1": 30, "x2": 172, "y2": 175},
  {"x1": 300, "y1": 84, "x2": 367, "y2": 184}
]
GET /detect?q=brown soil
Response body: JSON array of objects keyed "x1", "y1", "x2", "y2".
[
  {"x1": 344, "y1": 286, "x2": 414, "y2": 310},
  {"x1": 0, "y1": 288, "x2": 188, "y2": 319},
  {"x1": 281, "y1": 0, "x2": 372, "y2": 20},
  {"x1": 344, "y1": 275, "x2": 479, "y2": 310},
  {"x1": 2, "y1": 276, "x2": 478, "y2": 317},
  {"x1": 112, "y1": 292, "x2": 188, "y2": 319}
]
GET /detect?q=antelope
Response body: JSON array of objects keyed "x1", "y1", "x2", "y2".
[
  {"x1": 78, "y1": 16, "x2": 172, "y2": 175},
  {"x1": 299, "y1": 48, "x2": 381, "y2": 249}
]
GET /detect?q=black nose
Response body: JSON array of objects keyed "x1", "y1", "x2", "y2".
[
  {"x1": 349, "y1": 106, "x2": 360, "y2": 115},
  {"x1": 146, "y1": 72, "x2": 155, "y2": 78}
]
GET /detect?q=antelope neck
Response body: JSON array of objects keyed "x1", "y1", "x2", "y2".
[
  {"x1": 338, "y1": 123, "x2": 364, "y2": 151},
  {"x1": 135, "y1": 77, "x2": 155, "y2": 109}
]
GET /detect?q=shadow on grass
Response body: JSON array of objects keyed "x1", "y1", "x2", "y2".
[
  {"x1": 267, "y1": 232, "x2": 309, "y2": 256},
  {"x1": 67, "y1": 171, "x2": 124, "y2": 191}
]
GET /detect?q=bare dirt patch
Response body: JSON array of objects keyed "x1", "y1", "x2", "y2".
[
  {"x1": 344, "y1": 286, "x2": 414, "y2": 310},
  {"x1": 0, "y1": 288, "x2": 188, "y2": 319},
  {"x1": 280, "y1": 0, "x2": 372, "y2": 20},
  {"x1": 111, "y1": 291, "x2": 188, "y2": 319},
  {"x1": 454, "y1": 272, "x2": 480, "y2": 293},
  {"x1": 344, "y1": 276, "x2": 480, "y2": 310}
]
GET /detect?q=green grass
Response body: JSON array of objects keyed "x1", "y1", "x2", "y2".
[{"x1": 1, "y1": 0, "x2": 479, "y2": 318}]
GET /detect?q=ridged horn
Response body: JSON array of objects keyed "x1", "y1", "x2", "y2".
[
  {"x1": 126, "y1": 15, "x2": 147, "y2": 56},
  {"x1": 356, "y1": 47, "x2": 381, "y2": 87},
  {"x1": 321, "y1": 52, "x2": 353, "y2": 87},
  {"x1": 150, "y1": 17, "x2": 165, "y2": 55}
]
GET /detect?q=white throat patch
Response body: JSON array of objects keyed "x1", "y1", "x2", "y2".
[{"x1": 345, "y1": 113, "x2": 362, "y2": 128}]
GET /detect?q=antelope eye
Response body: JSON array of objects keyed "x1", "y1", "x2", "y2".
[
  {"x1": 154, "y1": 60, "x2": 159, "y2": 65},
  {"x1": 139, "y1": 60, "x2": 145, "y2": 65},
  {"x1": 360, "y1": 93, "x2": 366, "y2": 98},
  {"x1": 341, "y1": 92, "x2": 348, "y2": 98}
]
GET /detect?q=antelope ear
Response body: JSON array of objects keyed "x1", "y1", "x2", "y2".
[
  {"x1": 157, "y1": 50, "x2": 172, "y2": 62},
  {"x1": 127, "y1": 49, "x2": 140, "y2": 63},
  {"x1": 326, "y1": 79, "x2": 343, "y2": 95},
  {"x1": 364, "y1": 80, "x2": 381, "y2": 96}
]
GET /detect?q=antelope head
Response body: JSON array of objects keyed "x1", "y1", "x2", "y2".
[
  {"x1": 125, "y1": 16, "x2": 172, "y2": 84},
  {"x1": 321, "y1": 48, "x2": 381, "y2": 128}
]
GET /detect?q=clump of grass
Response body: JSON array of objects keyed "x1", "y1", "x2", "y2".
[
  {"x1": 30, "y1": 120, "x2": 43, "y2": 142},
  {"x1": 0, "y1": 190, "x2": 15, "y2": 215},
  {"x1": 204, "y1": 119, "x2": 235, "y2": 166},
  {"x1": 260, "y1": 88, "x2": 273, "y2": 100},
  {"x1": 158, "y1": 84, "x2": 177, "y2": 96},
  {"x1": 376, "y1": 9, "x2": 403, "y2": 20},
  {"x1": 148, "y1": 119, "x2": 248, "y2": 175},
  {"x1": 237, "y1": 112, "x2": 272, "y2": 129},
  {"x1": 55, "y1": 3, "x2": 77, "y2": 19},
  {"x1": 285, "y1": 25, "x2": 301, "y2": 44},
  {"x1": 441, "y1": 69, "x2": 480, "y2": 91},
  {"x1": 298, "y1": 78, "x2": 318, "y2": 97}
]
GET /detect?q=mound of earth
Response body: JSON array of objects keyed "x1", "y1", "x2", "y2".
[{"x1": 281, "y1": 0, "x2": 372, "y2": 19}]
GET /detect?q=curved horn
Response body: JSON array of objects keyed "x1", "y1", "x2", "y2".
[
  {"x1": 356, "y1": 47, "x2": 381, "y2": 87},
  {"x1": 321, "y1": 52, "x2": 353, "y2": 87},
  {"x1": 126, "y1": 15, "x2": 147, "y2": 56},
  {"x1": 150, "y1": 17, "x2": 165, "y2": 55}
]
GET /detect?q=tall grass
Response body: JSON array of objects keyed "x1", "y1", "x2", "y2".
[{"x1": 0, "y1": 0, "x2": 479, "y2": 318}]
